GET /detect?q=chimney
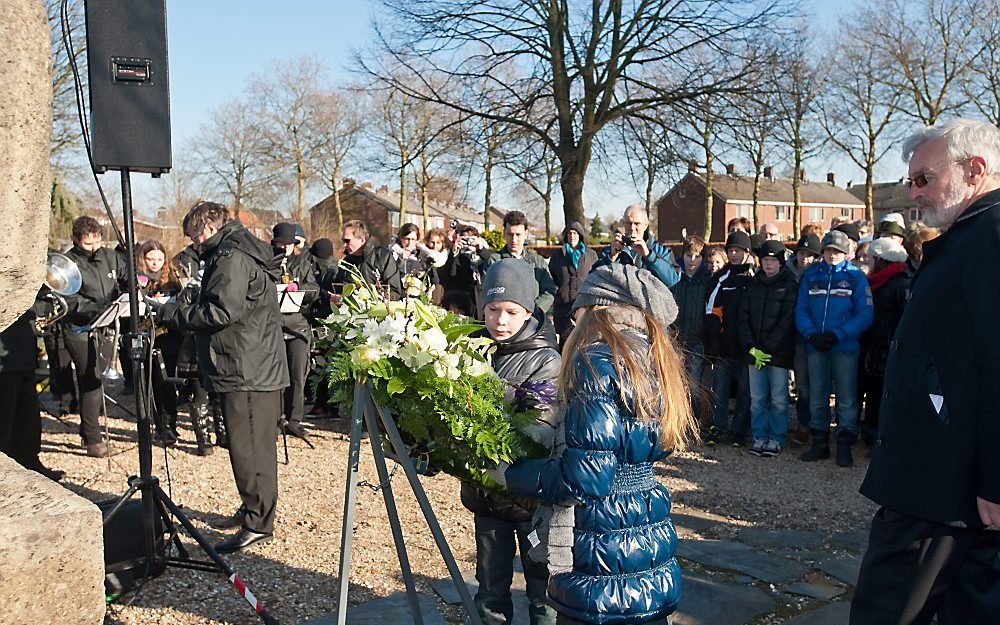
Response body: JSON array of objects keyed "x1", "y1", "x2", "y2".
[
  {"x1": 827, "y1": 172, "x2": 836, "y2": 186},
  {"x1": 343, "y1": 178, "x2": 356, "y2": 189},
  {"x1": 726, "y1": 163, "x2": 737, "y2": 176},
  {"x1": 688, "y1": 159, "x2": 698, "y2": 173},
  {"x1": 378, "y1": 185, "x2": 388, "y2": 194},
  {"x1": 361, "y1": 181, "x2": 374, "y2": 190},
  {"x1": 763, "y1": 165, "x2": 773, "y2": 180}
]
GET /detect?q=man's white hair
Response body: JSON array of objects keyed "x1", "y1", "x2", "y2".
[
  {"x1": 623, "y1": 203, "x2": 649, "y2": 221},
  {"x1": 901, "y1": 119, "x2": 1000, "y2": 177}
]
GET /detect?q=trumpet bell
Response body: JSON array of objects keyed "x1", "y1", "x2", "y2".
[
  {"x1": 102, "y1": 364, "x2": 123, "y2": 382},
  {"x1": 46, "y1": 252, "x2": 82, "y2": 296}
]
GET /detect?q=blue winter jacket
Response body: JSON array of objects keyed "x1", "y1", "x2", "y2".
[
  {"x1": 505, "y1": 337, "x2": 681, "y2": 625},
  {"x1": 594, "y1": 235, "x2": 681, "y2": 288},
  {"x1": 795, "y1": 259, "x2": 873, "y2": 353}
]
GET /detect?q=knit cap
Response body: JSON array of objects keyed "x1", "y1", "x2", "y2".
[
  {"x1": 572, "y1": 263, "x2": 678, "y2": 328},
  {"x1": 482, "y1": 258, "x2": 537, "y2": 313},
  {"x1": 869, "y1": 237, "x2": 909, "y2": 263},
  {"x1": 310, "y1": 238, "x2": 334, "y2": 259},
  {"x1": 822, "y1": 230, "x2": 852, "y2": 254},
  {"x1": 272, "y1": 222, "x2": 297, "y2": 245},
  {"x1": 726, "y1": 230, "x2": 752, "y2": 253}
]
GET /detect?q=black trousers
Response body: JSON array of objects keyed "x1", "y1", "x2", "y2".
[
  {"x1": 0, "y1": 370, "x2": 42, "y2": 470},
  {"x1": 43, "y1": 326, "x2": 77, "y2": 410},
  {"x1": 851, "y1": 506, "x2": 1000, "y2": 625},
  {"x1": 63, "y1": 329, "x2": 105, "y2": 445},
  {"x1": 474, "y1": 514, "x2": 555, "y2": 625},
  {"x1": 220, "y1": 390, "x2": 280, "y2": 534},
  {"x1": 282, "y1": 336, "x2": 310, "y2": 423}
]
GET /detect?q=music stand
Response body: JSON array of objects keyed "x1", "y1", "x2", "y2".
[
  {"x1": 333, "y1": 380, "x2": 484, "y2": 625},
  {"x1": 99, "y1": 168, "x2": 279, "y2": 625}
]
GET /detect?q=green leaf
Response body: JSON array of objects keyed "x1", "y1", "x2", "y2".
[{"x1": 386, "y1": 377, "x2": 406, "y2": 396}]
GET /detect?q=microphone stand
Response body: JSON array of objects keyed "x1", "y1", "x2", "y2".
[{"x1": 100, "y1": 168, "x2": 279, "y2": 625}]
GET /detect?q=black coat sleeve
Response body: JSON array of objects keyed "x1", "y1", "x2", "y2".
[{"x1": 160, "y1": 251, "x2": 250, "y2": 332}]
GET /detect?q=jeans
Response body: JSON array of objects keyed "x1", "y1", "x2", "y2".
[
  {"x1": 807, "y1": 350, "x2": 860, "y2": 443},
  {"x1": 793, "y1": 337, "x2": 811, "y2": 428},
  {"x1": 710, "y1": 358, "x2": 750, "y2": 435},
  {"x1": 474, "y1": 514, "x2": 556, "y2": 625},
  {"x1": 747, "y1": 365, "x2": 790, "y2": 444}
]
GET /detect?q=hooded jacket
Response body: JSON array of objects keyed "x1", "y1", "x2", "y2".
[
  {"x1": 548, "y1": 222, "x2": 598, "y2": 308},
  {"x1": 795, "y1": 258, "x2": 873, "y2": 353},
  {"x1": 159, "y1": 220, "x2": 290, "y2": 393},
  {"x1": 275, "y1": 249, "x2": 320, "y2": 340},
  {"x1": 738, "y1": 267, "x2": 798, "y2": 369},
  {"x1": 594, "y1": 233, "x2": 681, "y2": 288},
  {"x1": 333, "y1": 242, "x2": 403, "y2": 300},
  {"x1": 483, "y1": 247, "x2": 557, "y2": 313},
  {"x1": 61, "y1": 244, "x2": 127, "y2": 330},
  {"x1": 669, "y1": 262, "x2": 712, "y2": 349},
  {"x1": 861, "y1": 188, "x2": 1000, "y2": 526},
  {"x1": 461, "y1": 309, "x2": 561, "y2": 522},
  {"x1": 861, "y1": 263, "x2": 909, "y2": 378},
  {"x1": 703, "y1": 262, "x2": 754, "y2": 359},
  {"x1": 505, "y1": 331, "x2": 681, "y2": 625}
]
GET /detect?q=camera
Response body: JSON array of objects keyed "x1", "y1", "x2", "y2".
[{"x1": 622, "y1": 234, "x2": 636, "y2": 246}]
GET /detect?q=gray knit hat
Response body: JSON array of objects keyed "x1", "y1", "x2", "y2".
[
  {"x1": 482, "y1": 258, "x2": 537, "y2": 312},
  {"x1": 572, "y1": 263, "x2": 678, "y2": 328}
]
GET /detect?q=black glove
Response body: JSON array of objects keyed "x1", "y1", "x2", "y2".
[
  {"x1": 143, "y1": 296, "x2": 164, "y2": 317},
  {"x1": 808, "y1": 332, "x2": 839, "y2": 353}
]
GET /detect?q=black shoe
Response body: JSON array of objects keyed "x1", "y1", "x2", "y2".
[
  {"x1": 704, "y1": 425, "x2": 721, "y2": 447},
  {"x1": 29, "y1": 463, "x2": 65, "y2": 482},
  {"x1": 799, "y1": 439, "x2": 830, "y2": 462},
  {"x1": 211, "y1": 505, "x2": 247, "y2": 529},
  {"x1": 155, "y1": 429, "x2": 178, "y2": 446},
  {"x1": 836, "y1": 443, "x2": 855, "y2": 468},
  {"x1": 214, "y1": 527, "x2": 272, "y2": 554},
  {"x1": 282, "y1": 420, "x2": 309, "y2": 441},
  {"x1": 728, "y1": 432, "x2": 746, "y2": 448}
]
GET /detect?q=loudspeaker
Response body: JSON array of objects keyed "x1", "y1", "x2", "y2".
[
  {"x1": 98, "y1": 498, "x2": 167, "y2": 595},
  {"x1": 84, "y1": 0, "x2": 171, "y2": 175}
]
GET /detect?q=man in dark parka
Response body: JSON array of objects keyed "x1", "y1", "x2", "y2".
[{"x1": 851, "y1": 119, "x2": 1000, "y2": 625}]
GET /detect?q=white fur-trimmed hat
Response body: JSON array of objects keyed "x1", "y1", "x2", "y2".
[{"x1": 869, "y1": 237, "x2": 909, "y2": 263}]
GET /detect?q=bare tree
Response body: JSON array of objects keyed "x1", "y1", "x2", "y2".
[
  {"x1": 862, "y1": 0, "x2": 980, "y2": 125},
  {"x1": 964, "y1": 0, "x2": 1000, "y2": 125},
  {"x1": 616, "y1": 114, "x2": 682, "y2": 216},
  {"x1": 252, "y1": 55, "x2": 329, "y2": 223},
  {"x1": 190, "y1": 98, "x2": 280, "y2": 219},
  {"x1": 47, "y1": 0, "x2": 86, "y2": 165},
  {"x1": 362, "y1": 0, "x2": 790, "y2": 227},
  {"x1": 817, "y1": 25, "x2": 905, "y2": 221},
  {"x1": 313, "y1": 87, "x2": 366, "y2": 233},
  {"x1": 503, "y1": 131, "x2": 560, "y2": 241}
]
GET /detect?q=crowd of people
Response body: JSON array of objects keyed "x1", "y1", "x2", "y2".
[{"x1": 0, "y1": 117, "x2": 997, "y2": 624}]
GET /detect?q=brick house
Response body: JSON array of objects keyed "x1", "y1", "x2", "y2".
[
  {"x1": 656, "y1": 167, "x2": 866, "y2": 242},
  {"x1": 309, "y1": 180, "x2": 507, "y2": 246},
  {"x1": 848, "y1": 180, "x2": 923, "y2": 226}
]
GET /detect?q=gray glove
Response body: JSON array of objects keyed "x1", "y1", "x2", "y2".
[{"x1": 486, "y1": 461, "x2": 510, "y2": 488}]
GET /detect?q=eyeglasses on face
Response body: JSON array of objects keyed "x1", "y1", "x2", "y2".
[
  {"x1": 342, "y1": 238, "x2": 353, "y2": 245},
  {"x1": 907, "y1": 158, "x2": 967, "y2": 189}
]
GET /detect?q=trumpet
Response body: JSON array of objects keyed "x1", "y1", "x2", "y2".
[{"x1": 36, "y1": 252, "x2": 82, "y2": 329}]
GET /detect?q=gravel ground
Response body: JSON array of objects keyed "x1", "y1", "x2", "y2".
[{"x1": 38, "y1": 398, "x2": 876, "y2": 625}]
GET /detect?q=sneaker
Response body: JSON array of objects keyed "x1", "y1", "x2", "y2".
[
  {"x1": 705, "y1": 425, "x2": 721, "y2": 447},
  {"x1": 728, "y1": 432, "x2": 745, "y2": 448},
  {"x1": 762, "y1": 439, "x2": 781, "y2": 457},
  {"x1": 748, "y1": 438, "x2": 766, "y2": 456}
]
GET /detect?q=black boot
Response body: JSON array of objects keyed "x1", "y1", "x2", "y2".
[
  {"x1": 190, "y1": 401, "x2": 214, "y2": 456},
  {"x1": 836, "y1": 442, "x2": 855, "y2": 467},
  {"x1": 213, "y1": 409, "x2": 228, "y2": 449},
  {"x1": 799, "y1": 431, "x2": 830, "y2": 462}
]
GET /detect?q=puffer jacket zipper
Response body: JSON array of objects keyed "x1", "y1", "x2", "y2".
[{"x1": 820, "y1": 265, "x2": 833, "y2": 332}]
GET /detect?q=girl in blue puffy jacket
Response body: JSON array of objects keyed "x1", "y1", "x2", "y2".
[{"x1": 497, "y1": 264, "x2": 699, "y2": 625}]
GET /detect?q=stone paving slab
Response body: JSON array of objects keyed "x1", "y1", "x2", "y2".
[
  {"x1": 785, "y1": 572, "x2": 846, "y2": 601},
  {"x1": 816, "y1": 555, "x2": 862, "y2": 586},
  {"x1": 671, "y1": 508, "x2": 732, "y2": 534},
  {"x1": 782, "y1": 601, "x2": 852, "y2": 624},
  {"x1": 677, "y1": 539, "x2": 810, "y2": 584},
  {"x1": 739, "y1": 528, "x2": 826, "y2": 550},
  {"x1": 828, "y1": 527, "x2": 870, "y2": 553},
  {"x1": 775, "y1": 549, "x2": 831, "y2": 561},
  {"x1": 672, "y1": 571, "x2": 776, "y2": 625},
  {"x1": 299, "y1": 591, "x2": 448, "y2": 625},
  {"x1": 430, "y1": 567, "x2": 530, "y2": 624}
]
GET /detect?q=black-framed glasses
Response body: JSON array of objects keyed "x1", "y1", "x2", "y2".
[
  {"x1": 907, "y1": 159, "x2": 967, "y2": 189},
  {"x1": 342, "y1": 238, "x2": 353, "y2": 245}
]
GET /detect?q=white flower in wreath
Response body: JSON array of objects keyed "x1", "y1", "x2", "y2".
[
  {"x1": 398, "y1": 342, "x2": 434, "y2": 371},
  {"x1": 414, "y1": 326, "x2": 448, "y2": 356},
  {"x1": 464, "y1": 357, "x2": 492, "y2": 378},
  {"x1": 433, "y1": 352, "x2": 462, "y2": 380},
  {"x1": 350, "y1": 345, "x2": 381, "y2": 367}
]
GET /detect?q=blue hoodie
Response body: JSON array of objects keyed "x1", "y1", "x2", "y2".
[{"x1": 795, "y1": 258, "x2": 873, "y2": 353}]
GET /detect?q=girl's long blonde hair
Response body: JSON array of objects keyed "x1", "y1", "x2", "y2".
[{"x1": 559, "y1": 305, "x2": 700, "y2": 452}]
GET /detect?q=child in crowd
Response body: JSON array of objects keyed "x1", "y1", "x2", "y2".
[
  {"x1": 739, "y1": 240, "x2": 798, "y2": 456},
  {"x1": 795, "y1": 230, "x2": 873, "y2": 467},
  {"x1": 785, "y1": 233, "x2": 821, "y2": 445},
  {"x1": 463, "y1": 258, "x2": 561, "y2": 625},
  {"x1": 498, "y1": 263, "x2": 699, "y2": 625},
  {"x1": 703, "y1": 231, "x2": 755, "y2": 446},
  {"x1": 670, "y1": 235, "x2": 713, "y2": 419},
  {"x1": 704, "y1": 246, "x2": 727, "y2": 275}
]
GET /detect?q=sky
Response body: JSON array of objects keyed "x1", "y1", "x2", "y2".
[{"x1": 114, "y1": 0, "x2": 906, "y2": 229}]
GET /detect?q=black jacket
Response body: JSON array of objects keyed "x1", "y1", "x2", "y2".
[
  {"x1": 171, "y1": 245, "x2": 200, "y2": 281},
  {"x1": 738, "y1": 267, "x2": 798, "y2": 370},
  {"x1": 703, "y1": 262, "x2": 754, "y2": 359},
  {"x1": 160, "y1": 220, "x2": 289, "y2": 394},
  {"x1": 333, "y1": 243, "x2": 402, "y2": 300},
  {"x1": 861, "y1": 266, "x2": 910, "y2": 378},
  {"x1": 61, "y1": 244, "x2": 127, "y2": 330},
  {"x1": 860, "y1": 189, "x2": 1000, "y2": 527},
  {"x1": 669, "y1": 263, "x2": 712, "y2": 349},
  {"x1": 275, "y1": 249, "x2": 320, "y2": 340},
  {"x1": 548, "y1": 222, "x2": 598, "y2": 310},
  {"x1": 461, "y1": 309, "x2": 561, "y2": 522}
]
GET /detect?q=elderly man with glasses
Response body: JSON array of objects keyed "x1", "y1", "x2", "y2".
[{"x1": 851, "y1": 119, "x2": 1000, "y2": 625}]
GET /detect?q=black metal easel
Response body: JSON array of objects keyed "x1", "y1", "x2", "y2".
[
  {"x1": 100, "y1": 168, "x2": 278, "y2": 625},
  {"x1": 333, "y1": 380, "x2": 484, "y2": 625}
]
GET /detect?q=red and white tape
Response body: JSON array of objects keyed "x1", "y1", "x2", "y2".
[{"x1": 230, "y1": 574, "x2": 263, "y2": 613}]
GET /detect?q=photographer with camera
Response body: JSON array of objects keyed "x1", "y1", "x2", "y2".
[
  {"x1": 438, "y1": 223, "x2": 491, "y2": 316},
  {"x1": 482, "y1": 211, "x2": 556, "y2": 315},
  {"x1": 595, "y1": 204, "x2": 681, "y2": 289},
  {"x1": 328, "y1": 219, "x2": 402, "y2": 301},
  {"x1": 155, "y1": 201, "x2": 289, "y2": 553}
]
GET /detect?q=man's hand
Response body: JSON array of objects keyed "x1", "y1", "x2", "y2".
[
  {"x1": 978, "y1": 497, "x2": 1000, "y2": 528},
  {"x1": 631, "y1": 237, "x2": 650, "y2": 258}
]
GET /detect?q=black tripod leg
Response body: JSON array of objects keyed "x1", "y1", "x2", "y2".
[
  {"x1": 153, "y1": 485, "x2": 279, "y2": 625},
  {"x1": 152, "y1": 492, "x2": 191, "y2": 560},
  {"x1": 362, "y1": 404, "x2": 424, "y2": 625},
  {"x1": 102, "y1": 483, "x2": 139, "y2": 526}
]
